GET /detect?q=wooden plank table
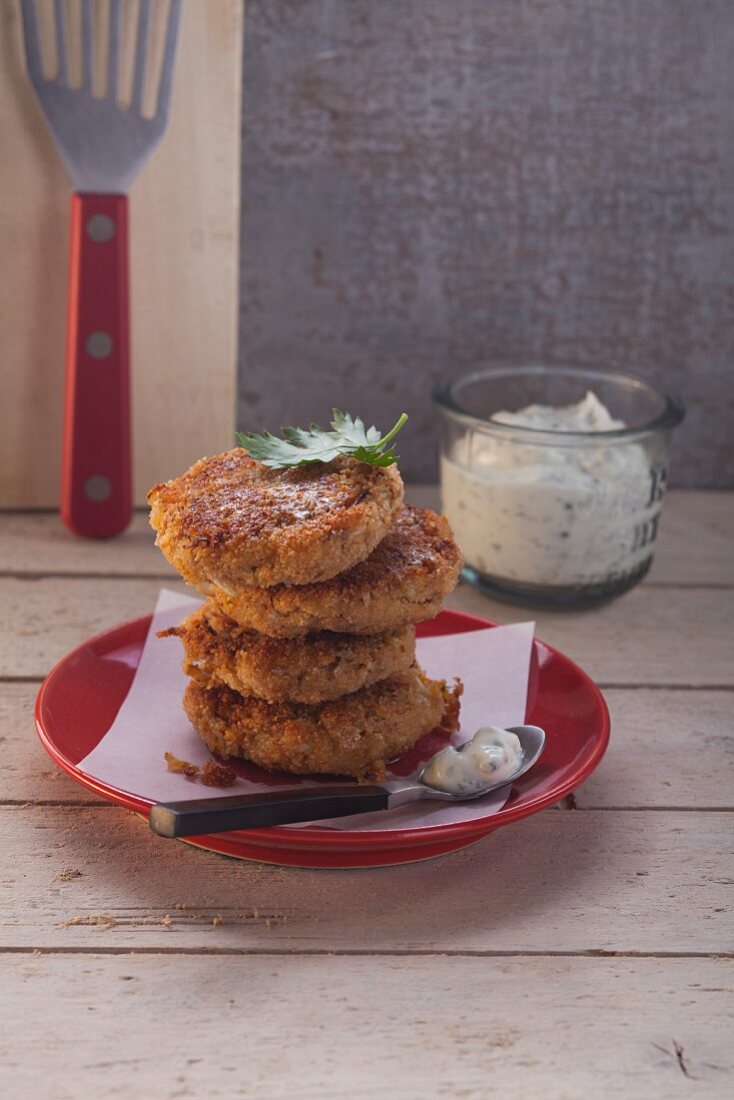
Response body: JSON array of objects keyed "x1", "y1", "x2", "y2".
[{"x1": 1, "y1": 491, "x2": 732, "y2": 1098}]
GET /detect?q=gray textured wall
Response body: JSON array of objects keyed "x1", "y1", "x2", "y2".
[{"x1": 239, "y1": 0, "x2": 734, "y2": 486}]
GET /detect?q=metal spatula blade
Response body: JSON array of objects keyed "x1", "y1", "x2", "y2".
[
  {"x1": 20, "y1": 0, "x2": 181, "y2": 191},
  {"x1": 19, "y1": 0, "x2": 182, "y2": 537}
]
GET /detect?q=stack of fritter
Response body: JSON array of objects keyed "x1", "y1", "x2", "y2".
[{"x1": 148, "y1": 450, "x2": 463, "y2": 779}]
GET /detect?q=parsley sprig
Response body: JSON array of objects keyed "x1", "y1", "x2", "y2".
[{"x1": 237, "y1": 409, "x2": 408, "y2": 469}]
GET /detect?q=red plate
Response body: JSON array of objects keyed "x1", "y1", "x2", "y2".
[{"x1": 35, "y1": 610, "x2": 609, "y2": 868}]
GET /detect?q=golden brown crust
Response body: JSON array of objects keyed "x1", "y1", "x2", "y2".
[
  {"x1": 208, "y1": 506, "x2": 463, "y2": 636},
  {"x1": 164, "y1": 600, "x2": 416, "y2": 703},
  {"x1": 148, "y1": 450, "x2": 403, "y2": 588},
  {"x1": 183, "y1": 666, "x2": 454, "y2": 780}
]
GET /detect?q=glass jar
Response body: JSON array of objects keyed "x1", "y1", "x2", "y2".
[{"x1": 433, "y1": 366, "x2": 685, "y2": 606}]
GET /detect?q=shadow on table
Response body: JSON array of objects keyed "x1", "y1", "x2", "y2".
[{"x1": 49, "y1": 803, "x2": 626, "y2": 952}]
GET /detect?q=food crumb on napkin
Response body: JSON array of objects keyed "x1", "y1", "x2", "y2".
[{"x1": 164, "y1": 751, "x2": 237, "y2": 788}]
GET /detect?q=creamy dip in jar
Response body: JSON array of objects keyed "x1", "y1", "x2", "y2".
[{"x1": 434, "y1": 368, "x2": 684, "y2": 605}]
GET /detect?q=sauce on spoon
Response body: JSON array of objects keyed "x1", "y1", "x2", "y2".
[{"x1": 421, "y1": 726, "x2": 524, "y2": 795}]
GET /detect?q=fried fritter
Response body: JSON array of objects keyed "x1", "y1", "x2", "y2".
[
  {"x1": 183, "y1": 665, "x2": 453, "y2": 780},
  {"x1": 208, "y1": 506, "x2": 463, "y2": 637},
  {"x1": 163, "y1": 600, "x2": 416, "y2": 703},
  {"x1": 148, "y1": 450, "x2": 403, "y2": 589}
]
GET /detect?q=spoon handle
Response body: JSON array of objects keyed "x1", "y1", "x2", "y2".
[{"x1": 149, "y1": 785, "x2": 390, "y2": 837}]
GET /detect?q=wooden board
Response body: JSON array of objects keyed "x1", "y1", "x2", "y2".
[
  {"x1": 0, "y1": 499, "x2": 733, "y2": 1096},
  {"x1": 0, "y1": 684, "x2": 106, "y2": 805},
  {"x1": 0, "y1": 0, "x2": 243, "y2": 507},
  {"x1": 0, "y1": 678, "x2": 719, "y2": 809},
  {"x1": 1, "y1": 955, "x2": 732, "y2": 1097},
  {"x1": 1, "y1": 805, "x2": 732, "y2": 954},
  {"x1": 3, "y1": 954, "x2": 733, "y2": 1097},
  {"x1": 1, "y1": 573, "x2": 731, "y2": 683},
  {"x1": 576, "y1": 689, "x2": 734, "y2": 809},
  {"x1": 448, "y1": 584, "x2": 734, "y2": 687},
  {"x1": 6, "y1": 681, "x2": 733, "y2": 810},
  {"x1": 1, "y1": 489, "x2": 733, "y2": 585},
  {"x1": 0, "y1": 510, "x2": 176, "y2": 577}
]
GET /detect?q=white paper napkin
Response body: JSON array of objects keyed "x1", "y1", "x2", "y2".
[{"x1": 78, "y1": 589, "x2": 535, "y2": 832}]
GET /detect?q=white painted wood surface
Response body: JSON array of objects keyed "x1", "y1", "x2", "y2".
[
  {"x1": 2, "y1": 489, "x2": 732, "y2": 582},
  {"x1": 2, "y1": 574, "x2": 732, "y2": 683},
  {"x1": 2, "y1": 806, "x2": 732, "y2": 953},
  {"x1": 5, "y1": 681, "x2": 731, "y2": 810},
  {"x1": 0, "y1": 492, "x2": 732, "y2": 1097},
  {"x1": 1, "y1": 955, "x2": 731, "y2": 1099}
]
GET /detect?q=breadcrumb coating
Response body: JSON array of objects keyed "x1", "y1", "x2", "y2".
[
  {"x1": 209, "y1": 505, "x2": 463, "y2": 637},
  {"x1": 183, "y1": 666, "x2": 459, "y2": 780},
  {"x1": 162, "y1": 600, "x2": 416, "y2": 703},
  {"x1": 148, "y1": 450, "x2": 403, "y2": 588}
]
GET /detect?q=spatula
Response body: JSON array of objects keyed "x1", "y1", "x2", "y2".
[{"x1": 19, "y1": 0, "x2": 182, "y2": 537}]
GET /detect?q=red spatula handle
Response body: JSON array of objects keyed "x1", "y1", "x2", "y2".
[{"x1": 62, "y1": 193, "x2": 132, "y2": 538}]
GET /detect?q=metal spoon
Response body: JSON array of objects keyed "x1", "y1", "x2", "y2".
[{"x1": 149, "y1": 725, "x2": 546, "y2": 838}]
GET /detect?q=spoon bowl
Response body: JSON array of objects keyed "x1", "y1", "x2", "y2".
[{"x1": 428, "y1": 723, "x2": 546, "y2": 798}]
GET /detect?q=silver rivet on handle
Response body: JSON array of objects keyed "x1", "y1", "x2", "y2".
[
  {"x1": 85, "y1": 332, "x2": 113, "y2": 359},
  {"x1": 84, "y1": 475, "x2": 113, "y2": 503},
  {"x1": 86, "y1": 214, "x2": 115, "y2": 242}
]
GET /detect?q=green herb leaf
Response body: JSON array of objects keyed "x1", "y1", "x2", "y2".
[{"x1": 237, "y1": 410, "x2": 408, "y2": 469}]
